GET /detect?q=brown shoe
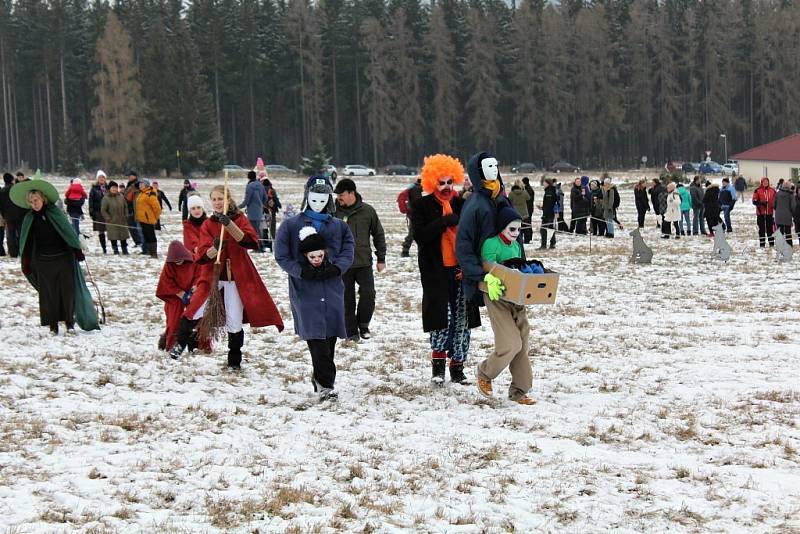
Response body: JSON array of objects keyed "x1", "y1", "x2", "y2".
[
  {"x1": 514, "y1": 395, "x2": 536, "y2": 405},
  {"x1": 476, "y1": 377, "x2": 493, "y2": 397}
]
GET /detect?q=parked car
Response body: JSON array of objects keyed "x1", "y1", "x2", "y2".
[
  {"x1": 550, "y1": 161, "x2": 580, "y2": 173},
  {"x1": 721, "y1": 163, "x2": 739, "y2": 175},
  {"x1": 223, "y1": 164, "x2": 249, "y2": 177},
  {"x1": 384, "y1": 164, "x2": 417, "y2": 176},
  {"x1": 344, "y1": 164, "x2": 376, "y2": 176},
  {"x1": 665, "y1": 161, "x2": 684, "y2": 172},
  {"x1": 265, "y1": 164, "x2": 296, "y2": 174},
  {"x1": 699, "y1": 161, "x2": 723, "y2": 174},
  {"x1": 682, "y1": 162, "x2": 698, "y2": 173},
  {"x1": 511, "y1": 162, "x2": 538, "y2": 174}
]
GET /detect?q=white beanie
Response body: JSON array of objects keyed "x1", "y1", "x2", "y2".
[
  {"x1": 96, "y1": 170, "x2": 107, "y2": 180},
  {"x1": 187, "y1": 194, "x2": 204, "y2": 210},
  {"x1": 72, "y1": 178, "x2": 82, "y2": 185}
]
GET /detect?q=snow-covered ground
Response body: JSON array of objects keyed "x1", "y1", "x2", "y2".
[{"x1": 1, "y1": 172, "x2": 798, "y2": 533}]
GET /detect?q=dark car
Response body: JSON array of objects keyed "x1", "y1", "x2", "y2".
[
  {"x1": 699, "y1": 161, "x2": 723, "y2": 174},
  {"x1": 384, "y1": 164, "x2": 418, "y2": 176},
  {"x1": 550, "y1": 161, "x2": 580, "y2": 173},
  {"x1": 682, "y1": 162, "x2": 697, "y2": 173},
  {"x1": 511, "y1": 162, "x2": 538, "y2": 173}
]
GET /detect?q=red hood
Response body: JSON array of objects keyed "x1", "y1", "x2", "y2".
[{"x1": 166, "y1": 240, "x2": 194, "y2": 263}]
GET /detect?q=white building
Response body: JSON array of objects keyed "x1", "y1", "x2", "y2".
[{"x1": 732, "y1": 133, "x2": 800, "y2": 183}]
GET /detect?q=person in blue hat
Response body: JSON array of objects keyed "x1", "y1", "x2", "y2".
[
  {"x1": 11, "y1": 175, "x2": 99, "y2": 334},
  {"x1": 274, "y1": 175, "x2": 354, "y2": 402}
]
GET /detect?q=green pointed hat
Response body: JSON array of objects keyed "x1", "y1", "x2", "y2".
[{"x1": 10, "y1": 170, "x2": 60, "y2": 208}]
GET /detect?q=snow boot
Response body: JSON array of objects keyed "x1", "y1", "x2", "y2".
[
  {"x1": 121, "y1": 240, "x2": 129, "y2": 255},
  {"x1": 227, "y1": 330, "x2": 244, "y2": 369},
  {"x1": 449, "y1": 361, "x2": 471, "y2": 385},
  {"x1": 477, "y1": 376, "x2": 493, "y2": 398},
  {"x1": 431, "y1": 351, "x2": 447, "y2": 386},
  {"x1": 111, "y1": 240, "x2": 120, "y2": 255},
  {"x1": 99, "y1": 233, "x2": 107, "y2": 254},
  {"x1": 148, "y1": 243, "x2": 158, "y2": 258},
  {"x1": 311, "y1": 377, "x2": 338, "y2": 402},
  {"x1": 169, "y1": 317, "x2": 197, "y2": 359}
]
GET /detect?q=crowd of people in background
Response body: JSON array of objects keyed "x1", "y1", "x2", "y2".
[{"x1": 3, "y1": 159, "x2": 800, "y2": 404}]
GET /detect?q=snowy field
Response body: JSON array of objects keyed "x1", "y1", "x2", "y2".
[{"x1": 1, "y1": 172, "x2": 798, "y2": 533}]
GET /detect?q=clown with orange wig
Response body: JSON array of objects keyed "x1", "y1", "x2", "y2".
[{"x1": 411, "y1": 154, "x2": 481, "y2": 386}]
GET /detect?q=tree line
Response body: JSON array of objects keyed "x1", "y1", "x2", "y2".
[{"x1": 1, "y1": 0, "x2": 799, "y2": 175}]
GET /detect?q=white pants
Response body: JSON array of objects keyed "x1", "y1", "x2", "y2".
[{"x1": 191, "y1": 280, "x2": 244, "y2": 333}]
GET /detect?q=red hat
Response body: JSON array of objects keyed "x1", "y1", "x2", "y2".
[{"x1": 166, "y1": 240, "x2": 194, "y2": 263}]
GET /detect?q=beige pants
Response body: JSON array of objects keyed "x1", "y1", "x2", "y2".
[{"x1": 477, "y1": 298, "x2": 532, "y2": 400}]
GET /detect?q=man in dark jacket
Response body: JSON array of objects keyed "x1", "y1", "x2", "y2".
[
  {"x1": 689, "y1": 176, "x2": 707, "y2": 235},
  {"x1": 414, "y1": 154, "x2": 479, "y2": 386},
  {"x1": 569, "y1": 177, "x2": 589, "y2": 235},
  {"x1": 177, "y1": 179, "x2": 195, "y2": 220},
  {"x1": 538, "y1": 178, "x2": 557, "y2": 249},
  {"x1": 401, "y1": 178, "x2": 422, "y2": 257},
  {"x1": 734, "y1": 175, "x2": 747, "y2": 202},
  {"x1": 1, "y1": 172, "x2": 29, "y2": 257},
  {"x1": 521, "y1": 177, "x2": 535, "y2": 243},
  {"x1": 239, "y1": 171, "x2": 268, "y2": 252},
  {"x1": 262, "y1": 178, "x2": 281, "y2": 251},
  {"x1": 334, "y1": 178, "x2": 386, "y2": 341},
  {"x1": 123, "y1": 171, "x2": 144, "y2": 251},
  {"x1": 0, "y1": 173, "x2": 14, "y2": 255},
  {"x1": 649, "y1": 178, "x2": 666, "y2": 228}
]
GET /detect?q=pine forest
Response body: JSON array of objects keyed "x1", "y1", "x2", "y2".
[{"x1": 0, "y1": 0, "x2": 799, "y2": 175}]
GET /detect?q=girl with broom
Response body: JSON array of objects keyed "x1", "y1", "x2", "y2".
[{"x1": 169, "y1": 185, "x2": 283, "y2": 368}]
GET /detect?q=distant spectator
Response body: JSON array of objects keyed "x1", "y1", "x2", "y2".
[
  {"x1": 570, "y1": 177, "x2": 589, "y2": 235},
  {"x1": 702, "y1": 180, "x2": 721, "y2": 235},
  {"x1": 734, "y1": 175, "x2": 747, "y2": 202},
  {"x1": 239, "y1": 170, "x2": 267, "y2": 252},
  {"x1": 719, "y1": 178, "x2": 736, "y2": 232},
  {"x1": 677, "y1": 183, "x2": 691, "y2": 235},
  {"x1": 649, "y1": 178, "x2": 666, "y2": 228},
  {"x1": 752, "y1": 177, "x2": 776, "y2": 247},
  {"x1": 633, "y1": 179, "x2": 650, "y2": 229},
  {"x1": 89, "y1": 171, "x2": 108, "y2": 253},
  {"x1": 521, "y1": 177, "x2": 535, "y2": 243},
  {"x1": 177, "y1": 179, "x2": 195, "y2": 220},
  {"x1": 64, "y1": 178, "x2": 88, "y2": 236},
  {"x1": 774, "y1": 180, "x2": 796, "y2": 247},
  {"x1": 662, "y1": 182, "x2": 681, "y2": 239},
  {"x1": 689, "y1": 175, "x2": 707, "y2": 236}
]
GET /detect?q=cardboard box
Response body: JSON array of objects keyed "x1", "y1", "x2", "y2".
[{"x1": 478, "y1": 261, "x2": 559, "y2": 305}]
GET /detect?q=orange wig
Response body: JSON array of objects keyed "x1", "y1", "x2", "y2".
[{"x1": 419, "y1": 154, "x2": 465, "y2": 194}]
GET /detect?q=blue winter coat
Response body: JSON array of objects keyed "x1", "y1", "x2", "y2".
[
  {"x1": 239, "y1": 179, "x2": 267, "y2": 220},
  {"x1": 456, "y1": 187, "x2": 510, "y2": 304},
  {"x1": 274, "y1": 211, "x2": 355, "y2": 340}
]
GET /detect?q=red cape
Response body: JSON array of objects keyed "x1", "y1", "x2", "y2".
[
  {"x1": 183, "y1": 218, "x2": 205, "y2": 256},
  {"x1": 157, "y1": 262, "x2": 199, "y2": 350},
  {"x1": 183, "y1": 212, "x2": 284, "y2": 331}
]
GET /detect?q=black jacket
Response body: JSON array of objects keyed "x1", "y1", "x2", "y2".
[
  {"x1": 524, "y1": 185, "x2": 535, "y2": 216},
  {"x1": 89, "y1": 184, "x2": 106, "y2": 215},
  {"x1": 703, "y1": 185, "x2": 721, "y2": 220},
  {"x1": 1, "y1": 183, "x2": 29, "y2": 225},
  {"x1": 411, "y1": 194, "x2": 480, "y2": 332},
  {"x1": 570, "y1": 184, "x2": 590, "y2": 217},
  {"x1": 649, "y1": 183, "x2": 666, "y2": 215},
  {"x1": 634, "y1": 187, "x2": 650, "y2": 212},
  {"x1": 541, "y1": 185, "x2": 557, "y2": 218}
]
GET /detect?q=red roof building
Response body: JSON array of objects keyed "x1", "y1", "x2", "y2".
[{"x1": 732, "y1": 134, "x2": 800, "y2": 182}]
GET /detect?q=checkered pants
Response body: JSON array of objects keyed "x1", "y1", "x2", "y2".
[{"x1": 429, "y1": 268, "x2": 471, "y2": 363}]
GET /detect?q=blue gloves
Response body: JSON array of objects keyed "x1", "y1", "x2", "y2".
[
  {"x1": 521, "y1": 262, "x2": 544, "y2": 274},
  {"x1": 181, "y1": 290, "x2": 193, "y2": 305}
]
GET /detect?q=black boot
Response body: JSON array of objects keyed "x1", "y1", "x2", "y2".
[
  {"x1": 111, "y1": 240, "x2": 120, "y2": 255},
  {"x1": 227, "y1": 330, "x2": 244, "y2": 368},
  {"x1": 449, "y1": 361, "x2": 471, "y2": 385},
  {"x1": 169, "y1": 317, "x2": 197, "y2": 359},
  {"x1": 148, "y1": 243, "x2": 158, "y2": 258},
  {"x1": 121, "y1": 240, "x2": 129, "y2": 255},
  {"x1": 431, "y1": 352, "x2": 446, "y2": 385},
  {"x1": 99, "y1": 233, "x2": 107, "y2": 254}
]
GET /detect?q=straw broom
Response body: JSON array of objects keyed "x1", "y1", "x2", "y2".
[{"x1": 198, "y1": 172, "x2": 229, "y2": 342}]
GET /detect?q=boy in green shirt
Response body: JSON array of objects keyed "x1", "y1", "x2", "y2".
[{"x1": 477, "y1": 206, "x2": 536, "y2": 405}]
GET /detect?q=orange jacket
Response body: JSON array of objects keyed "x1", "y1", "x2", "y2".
[
  {"x1": 751, "y1": 178, "x2": 776, "y2": 216},
  {"x1": 135, "y1": 186, "x2": 162, "y2": 225}
]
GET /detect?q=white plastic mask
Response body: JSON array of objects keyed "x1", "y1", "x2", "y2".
[
  {"x1": 307, "y1": 192, "x2": 330, "y2": 213},
  {"x1": 501, "y1": 220, "x2": 522, "y2": 242},
  {"x1": 481, "y1": 158, "x2": 499, "y2": 181}
]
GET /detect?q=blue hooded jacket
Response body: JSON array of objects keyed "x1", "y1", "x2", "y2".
[{"x1": 457, "y1": 152, "x2": 510, "y2": 304}]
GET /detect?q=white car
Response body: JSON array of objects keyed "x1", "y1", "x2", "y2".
[
  {"x1": 721, "y1": 163, "x2": 739, "y2": 175},
  {"x1": 344, "y1": 164, "x2": 376, "y2": 177}
]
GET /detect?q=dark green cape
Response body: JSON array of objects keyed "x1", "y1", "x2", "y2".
[{"x1": 20, "y1": 205, "x2": 100, "y2": 331}]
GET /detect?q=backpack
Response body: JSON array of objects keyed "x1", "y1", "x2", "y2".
[{"x1": 397, "y1": 187, "x2": 411, "y2": 214}]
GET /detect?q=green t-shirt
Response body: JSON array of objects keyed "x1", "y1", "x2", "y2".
[{"x1": 481, "y1": 235, "x2": 523, "y2": 264}]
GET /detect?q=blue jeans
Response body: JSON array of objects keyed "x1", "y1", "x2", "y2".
[
  {"x1": 680, "y1": 210, "x2": 690, "y2": 235},
  {"x1": 605, "y1": 216, "x2": 615, "y2": 236},
  {"x1": 692, "y1": 207, "x2": 706, "y2": 235},
  {"x1": 70, "y1": 214, "x2": 80, "y2": 236},
  {"x1": 721, "y1": 206, "x2": 732, "y2": 231},
  {"x1": 249, "y1": 219, "x2": 263, "y2": 251}
]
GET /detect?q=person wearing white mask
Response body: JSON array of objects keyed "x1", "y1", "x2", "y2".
[{"x1": 274, "y1": 175, "x2": 355, "y2": 401}]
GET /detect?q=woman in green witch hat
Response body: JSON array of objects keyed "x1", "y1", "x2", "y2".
[{"x1": 11, "y1": 172, "x2": 99, "y2": 334}]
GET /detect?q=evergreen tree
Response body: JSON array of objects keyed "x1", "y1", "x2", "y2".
[
  {"x1": 361, "y1": 16, "x2": 395, "y2": 166},
  {"x1": 464, "y1": 4, "x2": 502, "y2": 152},
  {"x1": 57, "y1": 122, "x2": 82, "y2": 175},
  {"x1": 424, "y1": 4, "x2": 458, "y2": 154},
  {"x1": 90, "y1": 10, "x2": 146, "y2": 172},
  {"x1": 388, "y1": 8, "x2": 423, "y2": 163}
]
